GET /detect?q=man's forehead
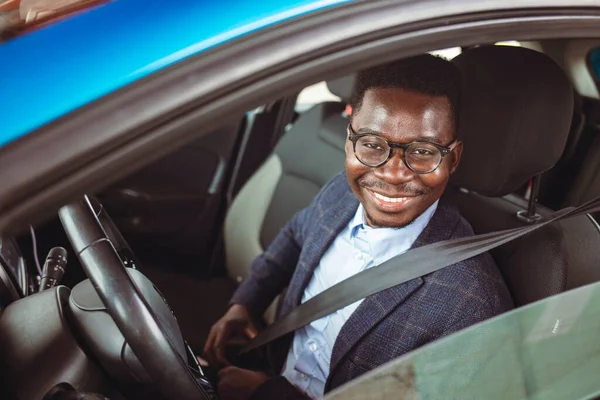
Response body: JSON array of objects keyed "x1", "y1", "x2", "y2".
[{"x1": 354, "y1": 88, "x2": 454, "y2": 142}]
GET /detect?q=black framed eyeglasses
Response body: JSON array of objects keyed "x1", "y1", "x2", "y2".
[{"x1": 347, "y1": 124, "x2": 458, "y2": 174}]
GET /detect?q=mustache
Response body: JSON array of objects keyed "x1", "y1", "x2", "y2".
[{"x1": 358, "y1": 177, "x2": 430, "y2": 196}]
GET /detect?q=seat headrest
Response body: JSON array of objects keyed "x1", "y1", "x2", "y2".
[
  {"x1": 450, "y1": 46, "x2": 574, "y2": 197},
  {"x1": 327, "y1": 75, "x2": 355, "y2": 103}
]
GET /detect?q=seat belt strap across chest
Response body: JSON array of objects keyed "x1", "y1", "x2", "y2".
[{"x1": 241, "y1": 195, "x2": 600, "y2": 353}]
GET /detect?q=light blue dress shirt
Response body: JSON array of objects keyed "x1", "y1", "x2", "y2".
[{"x1": 281, "y1": 200, "x2": 439, "y2": 398}]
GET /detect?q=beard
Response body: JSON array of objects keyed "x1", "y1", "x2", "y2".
[{"x1": 364, "y1": 209, "x2": 418, "y2": 229}]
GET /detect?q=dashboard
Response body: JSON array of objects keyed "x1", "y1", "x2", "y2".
[{"x1": 0, "y1": 236, "x2": 28, "y2": 307}]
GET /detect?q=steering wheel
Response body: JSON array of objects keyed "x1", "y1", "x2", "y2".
[{"x1": 59, "y1": 196, "x2": 216, "y2": 400}]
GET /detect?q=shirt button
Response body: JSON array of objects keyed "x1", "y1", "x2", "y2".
[
  {"x1": 355, "y1": 253, "x2": 363, "y2": 260},
  {"x1": 309, "y1": 343, "x2": 317, "y2": 352},
  {"x1": 300, "y1": 373, "x2": 307, "y2": 380}
]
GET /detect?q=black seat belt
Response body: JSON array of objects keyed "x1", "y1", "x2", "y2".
[{"x1": 241, "y1": 195, "x2": 600, "y2": 353}]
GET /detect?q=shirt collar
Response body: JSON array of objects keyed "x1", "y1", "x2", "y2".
[
  {"x1": 349, "y1": 199, "x2": 440, "y2": 239},
  {"x1": 349, "y1": 203, "x2": 367, "y2": 237},
  {"x1": 348, "y1": 200, "x2": 439, "y2": 265}
]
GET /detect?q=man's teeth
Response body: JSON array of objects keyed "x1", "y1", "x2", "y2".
[{"x1": 372, "y1": 192, "x2": 407, "y2": 203}]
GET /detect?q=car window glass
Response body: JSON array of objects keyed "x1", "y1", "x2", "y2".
[{"x1": 326, "y1": 280, "x2": 600, "y2": 400}]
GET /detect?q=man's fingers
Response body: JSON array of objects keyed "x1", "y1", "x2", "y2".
[
  {"x1": 203, "y1": 329, "x2": 214, "y2": 354},
  {"x1": 203, "y1": 335, "x2": 214, "y2": 365},
  {"x1": 218, "y1": 366, "x2": 238, "y2": 390},
  {"x1": 217, "y1": 368, "x2": 228, "y2": 397},
  {"x1": 218, "y1": 366, "x2": 269, "y2": 400},
  {"x1": 218, "y1": 365, "x2": 236, "y2": 379},
  {"x1": 196, "y1": 355, "x2": 209, "y2": 367},
  {"x1": 215, "y1": 345, "x2": 230, "y2": 367},
  {"x1": 203, "y1": 326, "x2": 220, "y2": 366},
  {"x1": 218, "y1": 367, "x2": 234, "y2": 399},
  {"x1": 243, "y1": 325, "x2": 258, "y2": 340},
  {"x1": 213, "y1": 325, "x2": 231, "y2": 366}
]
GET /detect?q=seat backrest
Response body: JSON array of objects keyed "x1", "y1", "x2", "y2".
[
  {"x1": 224, "y1": 78, "x2": 354, "y2": 284},
  {"x1": 451, "y1": 46, "x2": 600, "y2": 306},
  {"x1": 450, "y1": 189, "x2": 600, "y2": 305}
]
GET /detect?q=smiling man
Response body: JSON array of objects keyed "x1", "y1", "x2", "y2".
[{"x1": 204, "y1": 54, "x2": 514, "y2": 400}]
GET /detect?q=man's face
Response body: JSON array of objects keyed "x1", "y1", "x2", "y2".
[{"x1": 345, "y1": 88, "x2": 462, "y2": 228}]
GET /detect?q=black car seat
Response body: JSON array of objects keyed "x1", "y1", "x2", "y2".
[
  {"x1": 224, "y1": 79, "x2": 351, "y2": 320},
  {"x1": 450, "y1": 45, "x2": 600, "y2": 306}
]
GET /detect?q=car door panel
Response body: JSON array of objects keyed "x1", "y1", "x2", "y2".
[{"x1": 98, "y1": 118, "x2": 245, "y2": 272}]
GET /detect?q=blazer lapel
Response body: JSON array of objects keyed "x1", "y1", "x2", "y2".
[
  {"x1": 287, "y1": 189, "x2": 359, "y2": 309},
  {"x1": 328, "y1": 198, "x2": 460, "y2": 375},
  {"x1": 328, "y1": 277, "x2": 423, "y2": 375}
]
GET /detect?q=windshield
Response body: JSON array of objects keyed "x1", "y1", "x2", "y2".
[
  {"x1": 0, "y1": 0, "x2": 105, "y2": 41},
  {"x1": 326, "y1": 280, "x2": 600, "y2": 400}
]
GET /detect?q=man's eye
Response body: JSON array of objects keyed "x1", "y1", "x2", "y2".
[
  {"x1": 410, "y1": 148, "x2": 435, "y2": 156},
  {"x1": 362, "y1": 142, "x2": 385, "y2": 151}
]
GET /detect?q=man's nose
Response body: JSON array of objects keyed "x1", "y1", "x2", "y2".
[{"x1": 373, "y1": 150, "x2": 415, "y2": 185}]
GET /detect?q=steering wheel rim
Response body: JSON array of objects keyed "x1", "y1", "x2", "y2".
[{"x1": 59, "y1": 196, "x2": 215, "y2": 400}]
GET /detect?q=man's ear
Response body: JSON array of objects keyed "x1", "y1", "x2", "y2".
[
  {"x1": 344, "y1": 135, "x2": 352, "y2": 156},
  {"x1": 449, "y1": 140, "x2": 463, "y2": 174},
  {"x1": 344, "y1": 117, "x2": 353, "y2": 156}
]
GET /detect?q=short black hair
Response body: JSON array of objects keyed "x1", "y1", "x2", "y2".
[{"x1": 350, "y1": 54, "x2": 461, "y2": 134}]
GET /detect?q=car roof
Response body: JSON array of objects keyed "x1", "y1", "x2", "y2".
[{"x1": 0, "y1": 0, "x2": 351, "y2": 148}]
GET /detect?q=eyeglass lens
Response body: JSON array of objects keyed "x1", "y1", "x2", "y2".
[{"x1": 355, "y1": 135, "x2": 443, "y2": 172}]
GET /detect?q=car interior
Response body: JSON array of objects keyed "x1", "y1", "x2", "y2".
[{"x1": 3, "y1": 37, "x2": 600, "y2": 399}]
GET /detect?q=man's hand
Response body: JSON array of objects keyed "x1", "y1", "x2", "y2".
[
  {"x1": 218, "y1": 366, "x2": 269, "y2": 400},
  {"x1": 203, "y1": 304, "x2": 258, "y2": 366}
]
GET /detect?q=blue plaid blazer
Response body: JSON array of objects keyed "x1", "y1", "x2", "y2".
[{"x1": 232, "y1": 172, "x2": 514, "y2": 399}]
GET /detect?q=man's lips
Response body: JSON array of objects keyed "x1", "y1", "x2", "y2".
[{"x1": 366, "y1": 189, "x2": 417, "y2": 211}]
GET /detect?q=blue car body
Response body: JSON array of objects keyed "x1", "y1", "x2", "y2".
[{"x1": 0, "y1": 0, "x2": 351, "y2": 147}]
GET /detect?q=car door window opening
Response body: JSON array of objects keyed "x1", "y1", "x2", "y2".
[{"x1": 2, "y1": 2, "x2": 600, "y2": 400}]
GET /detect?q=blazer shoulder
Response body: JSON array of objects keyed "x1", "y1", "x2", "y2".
[
  {"x1": 322, "y1": 171, "x2": 352, "y2": 197},
  {"x1": 309, "y1": 170, "x2": 353, "y2": 208}
]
